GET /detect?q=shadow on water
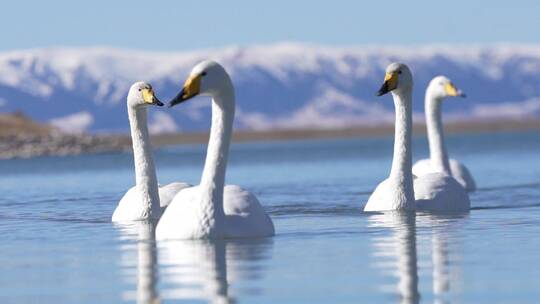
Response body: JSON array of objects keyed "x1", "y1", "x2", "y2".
[
  {"x1": 472, "y1": 180, "x2": 540, "y2": 211},
  {"x1": 476, "y1": 181, "x2": 540, "y2": 192},
  {"x1": 471, "y1": 203, "x2": 540, "y2": 211},
  {"x1": 113, "y1": 222, "x2": 274, "y2": 304},
  {"x1": 0, "y1": 213, "x2": 110, "y2": 224},
  {"x1": 269, "y1": 203, "x2": 361, "y2": 217}
]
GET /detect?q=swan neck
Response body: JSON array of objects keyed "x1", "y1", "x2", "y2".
[
  {"x1": 425, "y1": 92, "x2": 450, "y2": 174},
  {"x1": 199, "y1": 88, "x2": 235, "y2": 228},
  {"x1": 389, "y1": 90, "x2": 415, "y2": 209},
  {"x1": 128, "y1": 105, "x2": 161, "y2": 220}
]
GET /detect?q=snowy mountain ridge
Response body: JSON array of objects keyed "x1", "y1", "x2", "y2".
[{"x1": 1, "y1": 43, "x2": 540, "y2": 133}]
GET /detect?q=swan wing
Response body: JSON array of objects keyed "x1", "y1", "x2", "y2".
[
  {"x1": 364, "y1": 178, "x2": 403, "y2": 212},
  {"x1": 414, "y1": 173, "x2": 470, "y2": 212},
  {"x1": 158, "y1": 182, "x2": 192, "y2": 208},
  {"x1": 112, "y1": 186, "x2": 145, "y2": 222},
  {"x1": 113, "y1": 182, "x2": 192, "y2": 222},
  {"x1": 224, "y1": 185, "x2": 275, "y2": 238},
  {"x1": 155, "y1": 186, "x2": 209, "y2": 240},
  {"x1": 412, "y1": 158, "x2": 435, "y2": 177},
  {"x1": 449, "y1": 159, "x2": 476, "y2": 191},
  {"x1": 156, "y1": 185, "x2": 275, "y2": 240},
  {"x1": 413, "y1": 158, "x2": 476, "y2": 192}
]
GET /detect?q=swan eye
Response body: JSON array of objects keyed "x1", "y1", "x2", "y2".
[
  {"x1": 398, "y1": 70, "x2": 402, "y2": 75},
  {"x1": 201, "y1": 71, "x2": 207, "y2": 77}
]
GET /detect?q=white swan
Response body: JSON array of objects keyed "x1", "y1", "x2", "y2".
[
  {"x1": 156, "y1": 61, "x2": 275, "y2": 240},
  {"x1": 112, "y1": 82, "x2": 191, "y2": 222},
  {"x1": 412, "y1": 76, "x2": 476, "y2": 191},
  {"x1": 363, "y1": 63, "x2": 470, "y2": 213}
]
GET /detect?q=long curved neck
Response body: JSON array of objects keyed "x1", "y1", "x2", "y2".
[
  {"x1": 199, "y1": 87, "x2": 235, "y2": 233},
  {"x1": 128, "y1": 105, "x2": 161, "y2": 220},
  {"x1": 425, "y1": 90, "x2": 451, "y2": 174},
  {"x1": 390, "y1": 90, "x2": 415, "y2": 210}
]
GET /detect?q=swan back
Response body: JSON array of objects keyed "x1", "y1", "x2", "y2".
[{"x1": 414, "y1": 173, "x2": 470, "y2": 212}]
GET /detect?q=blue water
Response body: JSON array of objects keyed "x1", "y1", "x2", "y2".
[{"x1": 1, "y1": 132, "x2": 540, "y2": 303}]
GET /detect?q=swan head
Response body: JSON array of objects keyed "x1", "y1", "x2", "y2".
[
  {"x1": 428, "y1": 76, "x2": 465, "y2": 99},
  {"x1": 168, "y1": 60, "x2": 233, "y2": 107},
  {"x1": 376, "y1": 63, "x2": 413, "y2": 96},
  {"x1": 127, "y1": 82, "x2": 163, "y2": 108}
]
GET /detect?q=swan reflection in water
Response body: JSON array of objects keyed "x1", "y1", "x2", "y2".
[
  {"x1": 368, "y1": 212, "x2": 467, "y2": 304},
  {"x1": 418, "y1": 213, "x2": 467, "y2": 304},
  {"x1": 115, "y1": 221, "x2": 159, "y2": 304},
  {"x1": 115, "y1": 221, "x2": 273, "y2": 304},
  {"x1": 158, "y1": 238, "x2": 274, "y2": 303},
  {"x1": 368, "y1": 212, "x2": 420, "y2": 304}
]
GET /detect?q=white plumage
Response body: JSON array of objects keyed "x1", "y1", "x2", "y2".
[
  {"x1": 364, "y1": 63, "x2": 470, "y2": 213},
  {"x1": 412, "y1": 76, "x2": 476, "y2": 191},
  {"x1": 414, "y1": 173, "x2": 470, "y2": 212},
  {"x1": 156, "y1": 61, "x2": 275, "y2": 240},
  {"x1": 112, "y1": 182, "x2": 191, "y2": 222},
  {"x1": 112, "y1": 82, "x2": 191, "y2": 222},
  {"x1": 156, "y1": 185, "x2": 274, "y2": 239},
  {"x1": 413, "y1": 158, "x2": 475, "y2": 192}
]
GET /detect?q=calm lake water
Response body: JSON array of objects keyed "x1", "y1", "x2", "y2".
[{"x1": 1, "y1": 131, "x2": 540, "y2": 303}]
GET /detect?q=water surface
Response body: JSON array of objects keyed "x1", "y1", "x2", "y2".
[{"x1": 1, "y1": 131, "x2": 540, "y2": 303}]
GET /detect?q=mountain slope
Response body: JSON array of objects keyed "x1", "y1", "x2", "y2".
[{"x1": 2, "y1": 43, "x2": 540, "y2": 133}]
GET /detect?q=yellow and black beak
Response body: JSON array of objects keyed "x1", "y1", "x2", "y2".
[
  {"x1": 376, "y1": 71, "x2": 399, "y2": 96},
  {"x1": 142, "y1": 88, "x2": 164, "y2": 106},
  {"x1": 445, "y1": 82, "x2": 466, "y2": 97},
  {"x1": 168, "y1": 74, "x2": 202, "y2": 107}
]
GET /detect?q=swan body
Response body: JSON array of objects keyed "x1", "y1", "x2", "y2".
[
  {"x1": 157, "y1": 185, "x2": 274, "y2": 239},
  {"x1": 156, "y1": 61, "x2": 274, "y2": 240},
  {"x1": 112, "y1": 182, "x2": 191, "y2": 222},
  {"x1": 364, "y1": 64, "x2": 470, "y2": 213},
  {"x1": 413, "y1": 158, "x2": 475, "y2": 191},
  {"x1": 412, "y1": 76, "x2": 476, "y2": 191},
  {"x1": 112, "y1": 82, "x2": 191, "y2": 222},
  {"x1": 365, "y1": 178, "x2": 414, "y2": 212},
  {"x1": 414, "y1": 173, "x2": 470, "y2": 212}
]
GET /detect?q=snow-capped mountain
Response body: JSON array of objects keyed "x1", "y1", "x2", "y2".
[{"x1": 2, "y1": 43, "x2": 540, "y2": 133}]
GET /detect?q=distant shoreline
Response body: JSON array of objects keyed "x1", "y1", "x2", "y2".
[
  {"x1": 1, "y1": 114, "x2": 540, "y2": 159},
  {"x1": 150, "y1": 119, "x2": 540, "y2": 147}
]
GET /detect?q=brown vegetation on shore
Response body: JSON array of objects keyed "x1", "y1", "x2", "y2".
[
  {"x1": 0, "y1": 113, "x2": 130, "y2": 159},
  {"x1": 1, "y1": 112, "x2": 539, "y2": 159},
  {"x1": 151, "y1": 118, "x2": 540, "y2": 146}
]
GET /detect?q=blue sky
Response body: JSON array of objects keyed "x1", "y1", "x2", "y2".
[{"x1": 3, "y1": 0, "x2": 540, "y2": 51}]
